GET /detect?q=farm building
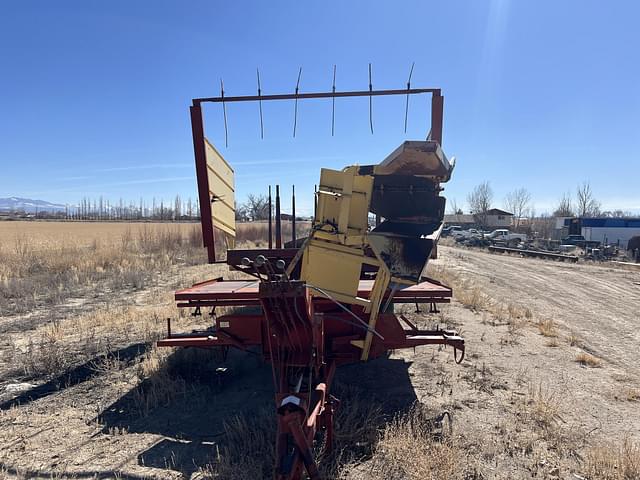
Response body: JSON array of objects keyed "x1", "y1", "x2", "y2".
[
  {"x1": 561, "y1": 217, "x2": 640, "y2": 248},
  {"x1": 485, "y1": 208, "x2": 514, "y2": 228},
  {"x1": 443, "y1": 209, "x2": 514, "y2": 229}
]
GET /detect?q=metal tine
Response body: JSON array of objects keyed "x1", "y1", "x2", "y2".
[
  {"x1": 368, "y1": 63, "x2": 373, "y2": 134},
  {"x1": 268, "y1": 185, "x2": 273, "y2": 249},
  {"x1": 331, "y1": 65, "x2": 336, "y2": 136},
  {"x1": 404, "y1": 62, "x2": 415, "y2": 133},
  {"x1": 293, "y1": 67, "x2": 302, "y2": 138},
  {"x1": 221, "y1": 78, "x2": 228, "y2": 147},
  {"x1": 257, "y1": 68, "x2": 264, "y2": 139}
]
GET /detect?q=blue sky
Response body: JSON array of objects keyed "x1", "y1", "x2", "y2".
[{"x1": 1, "y1": 1, "x2": 639, "y2": 216}]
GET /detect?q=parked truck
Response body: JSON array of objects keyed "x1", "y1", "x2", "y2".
[{"x1": 484, "y1": 229, "x2": 527, "y2": 247}]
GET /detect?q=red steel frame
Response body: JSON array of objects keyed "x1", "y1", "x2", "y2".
[
  {"x1": 160, "y1": 88, "x2": 460, "y2": 478},
  {"x1": 160, "y1": 275, "x2": 463, "y2": 479}
]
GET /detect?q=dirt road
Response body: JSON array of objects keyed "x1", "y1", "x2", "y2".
[{"x1": 439, "y1": 246, "x2": 640, "y2": 379}]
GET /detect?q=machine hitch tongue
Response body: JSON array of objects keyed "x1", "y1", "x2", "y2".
[
  {"x1": 162, "y1": 86, "x2": 465, "y2": 479},
  {"x1": 442, "y1": 332, "x2": 466, "y2": 364}
]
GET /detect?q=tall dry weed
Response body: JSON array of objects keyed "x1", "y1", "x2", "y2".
[
  {"x1": 0, "y1": 225, "x2": 206, "y2": 315},
  {"x1": 361, "y1": 405, "x2": 467, "y2": 480},
  {"x1": 584, "y1": 438, "x2": 640, "y2": 479}
]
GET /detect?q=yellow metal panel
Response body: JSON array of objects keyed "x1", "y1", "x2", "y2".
[
  {"x1": 360, "y1": 266, "x2": 390, "y2": 360},
  {"x1": 204, "y1": 138, "x2": 235, "y2": 237},
  {"x1": 301, "y1": 239, "x2": 364, "y2": 300},
  {"x1": 315, "y1": 168, "x2": 373, "y2": 235}
]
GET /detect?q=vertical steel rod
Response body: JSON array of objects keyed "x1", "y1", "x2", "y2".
[
  {"x1": 292, "y1": 185, "x2": 296, "y2": 245},
  {"x1": 313, "y1": 184, "x2": 317, "y2": 220},
  {"x1": 268, "y1": 185, "x2": 273, "y2": 249},
  {"x1": 404, "y1": 62, "x2": 415, "y2": 133},
  {"x1": 368, "y1": 63, "x2": 374, "y2": 134},
  {"x1": 275, "y1": 185, "x2": 282, "y2": 249},
  {"x1": 257, "y1": 68, "x2": 264, "y2": 139},
  {"x1": 293, "y1": 67, "x2": 302, "y2": 138},
  {"x1": 220, "y1": 78, "x2": 228, "y2": 147},
  {"x1": 331, "y1": 65, "x2": 336, "y2": 136}
]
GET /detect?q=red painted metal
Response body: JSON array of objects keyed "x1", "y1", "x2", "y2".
[
  {"x1": 431, "y1": 91, "x2": 444, "y2": 145},
  {"x1": 166, "y1": 274, "x2": 464, "y2": 479},
  {"x1": 161, "y1": 268, "x2": 463, "y2": 477},
  {"x1": 190, "y1": 104, "x2": 216, "y2": 263},
  {"x1": 164, "y1": 86, "x2": 458, "y2": 478},
  {"x1": 175, "y1": 278, "x2": 451, "y2": 303}
]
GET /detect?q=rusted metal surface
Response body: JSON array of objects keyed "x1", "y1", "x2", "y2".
[
  {"x1": 162, "y1": 283, "x2": 462, "y2": 366},
  {"x1": 165, "y1": 259, "x2": 460, "y2": 477},
  {"x1": 174, "y1": 277, "x2": 451, "y2": 303},
  {"x1": 190, "y1": 104, "x2": 216, "y2": 263},
  {"x1": 375, "y1": 140, "x2": 452, "y2": 180},
  {"x1": 368, "y1": 234, "x2": 435, "y2": 282},
  {"x1": 275, "y1": 185, "x2": 282, "y2": 249},
  {"x1": 430, "y1": 91, "x2": 444, "y2": 145}
]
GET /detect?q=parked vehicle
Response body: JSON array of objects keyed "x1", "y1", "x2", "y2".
[
  {"x1": 459, "y1": 235, "x2": 490, "y2": 247},
  {"x1": 454, "y1": 228, "x2": 482, "y2": 241},
  {"x1": 442, "y1": 225, "x2": 462, "y2": 237},
  {"x1": 484, "y1": 229, "x2": 527, "y2": 246}
]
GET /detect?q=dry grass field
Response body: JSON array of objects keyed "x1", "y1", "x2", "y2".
[{"x1": 0, "y1": 221, "x2": 639, "y2": 479}]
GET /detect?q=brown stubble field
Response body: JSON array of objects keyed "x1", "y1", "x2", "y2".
[{"x1": 0, "y1": 221, "x2": 639, "y2": 479}]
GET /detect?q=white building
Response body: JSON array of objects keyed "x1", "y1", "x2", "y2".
[
  {"x1": 556, "y1": 217, "x2": 640, "y2": 248},
  {"x1": 443, "y1": 209, "x2": 514, "y2": 229},
  {"x1": 580, "y1": 218, "x2": 640, "y2": 249}
]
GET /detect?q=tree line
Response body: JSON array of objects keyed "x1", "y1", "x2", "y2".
[
  {"x1": 458, "y1": 180, "x2": 634, "y2": 231},
  {"x1": 24, "y1": 193, "x2": 298, "y2": 222},
  {"x1": 28, "y1": 195, "x2": 200, "y2": 221}
]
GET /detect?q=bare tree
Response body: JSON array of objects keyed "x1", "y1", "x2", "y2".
[
  {"x1": 174, "y1": 195, "x2": 182, "y2": 220},
  {"x1": 243, "y1": 194, "x2": 270, "y2": 221},
  {"x1": 187, "y1": 198, "x2": 193, "y2": 218},
  {"x1": 447, "y1": 198, "x2": 463, "y2": 215},
  {"x1": 532, "y1": 213, "x2": 555, "y2": 239},
  {"x1": 235, "y1": 202, "x2": 250, "y2": 222},
  {"x1": 504, "y1": 187, "x2": 532, "y2": 229},
  {"x1": 601, "y1": 209, "x2": 632, "y2": 218},
  {"x1": 553, "y1": 192, "x2": 574, "y2": 217},
  {"x1": 467, "y1": 181, "x2": 493, "y2": 228},
  {"x1": 576, "y1": 181, "x2": 601, "y2": 217}
]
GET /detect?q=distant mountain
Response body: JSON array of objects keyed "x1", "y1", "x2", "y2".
[{"x1": 0, "y1": 197, "x2": 66, "y2": 213}]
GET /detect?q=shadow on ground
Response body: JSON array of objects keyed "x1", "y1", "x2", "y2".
[
  {"x1": 0, "y1": 463, "x2": 152, "y2": 480},
  {"x1": 97, "y1": 348, "x2": 419, "y2": 478},
  {"x1": 0, "y1": 342, "x2": 150, "y2": 410}
]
